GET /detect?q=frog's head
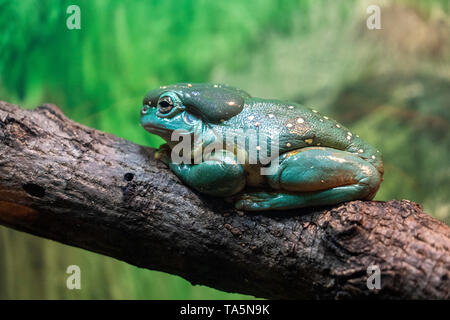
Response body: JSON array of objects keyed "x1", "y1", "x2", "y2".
[
  {"x1": 140, "y1": 83, "x2": 250, "y2": 141},
  {"x1": 140, "y1": 90, "x2": 196, "y2": 141}
]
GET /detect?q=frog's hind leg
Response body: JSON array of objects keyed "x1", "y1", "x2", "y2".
[{"x1": 235, "y1": 147, "x2": 381, "y2": 211}]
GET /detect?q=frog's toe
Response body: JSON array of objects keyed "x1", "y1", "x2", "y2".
[
  {"x1": 235, "y1": 199, "x2": 270, "y2": 211},
  {"x1": 154, "y1": 151, "x2": 170, "y2": 165},
  {"x1": 154, "y1": 145, "x2": 171, "y2": 165},
  {"x1": 234, "y1": 192, "x2": 276, "y2": 211}
]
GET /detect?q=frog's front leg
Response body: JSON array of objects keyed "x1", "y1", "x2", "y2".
[
  {"x1": 167, "y1": 149, "x2": 246, "y2": 197},
  {"x1": 235, "y1": 147, "x2": 381, "y2": 211}
]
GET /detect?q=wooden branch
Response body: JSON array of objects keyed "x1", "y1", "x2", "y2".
[{"x1": 0, "y1": 101, "x2": 449, "y2": 299}]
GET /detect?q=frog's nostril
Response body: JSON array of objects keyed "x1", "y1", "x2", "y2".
[{"x1": 141, "y1": 105, "x2": 149, "y2": 115}]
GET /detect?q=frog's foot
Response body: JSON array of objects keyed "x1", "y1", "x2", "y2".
[
  {"x1": 154, "y1": 144, "x2": 171, "y2": 165},
  {"x1": 235, "y1": 192, "x2": 289, "y2": 211},
  {"x1": 236, "y1": 147, "x2": 382, "y2": 211},
  {"x1": 235, "y1": 187, "x2": 370, "y2": 211}
]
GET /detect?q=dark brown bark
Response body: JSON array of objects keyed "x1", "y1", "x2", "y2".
[{"x1": 0, "y1": 101, "x2": 449, "y2": 299}]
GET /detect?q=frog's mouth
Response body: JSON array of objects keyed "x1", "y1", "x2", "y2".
[
  {"x1": 142, "y1": 123, "x2": 167, "y2": 133},
  {"x1": 142, "y1": 123, "x2": 172, "y2": 138},
  {"x1": 143, "y1": 124, "x2": 195, "y2": 144}
]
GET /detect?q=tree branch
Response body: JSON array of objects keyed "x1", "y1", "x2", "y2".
[{"x1": 0, "y1": 101, "x2": 449, "y2": 299}]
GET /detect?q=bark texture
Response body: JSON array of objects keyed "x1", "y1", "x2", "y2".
[{"x1": 0, "y1": 101, "x2": 449, "y2": 299}]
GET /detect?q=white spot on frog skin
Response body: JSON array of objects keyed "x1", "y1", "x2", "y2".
[
  {"x1": 319, "y1": 119, "x2": 324, "y2": 122},
  {"x1": 286, "y1": 142, "x2": 292, "y2": 147},
  {"x1": 254, "y1": 122, "x2": 260, "y2": 127},
  {"x1": 268, "y1": 114, "x2": 275, "y2": 118},
  {"x1": 317, "y1": 143, "x2": 321, "y2": 146},
  {"x1": 256, "y1": 146, "x2": 261, "y2": 151},
  {"x1": 227, "y1": 101, "x2": 236, "y2": 106},
  {"x1": 213, "y1": 84, "x2": 218, "y2": 88},
  {"x1": 377, "y1": 150, "x2": 380, "y2": 153},
  {"x1": 187, "y1": 83, "x2": 192, "y2": 88},
  {"x1": 312, "y1": 109, "x2": 318, "y2": 113},
  {"x1": 329, "y1": 155, "x2": 348, "y2": 163},
  {"x1": 288, "y1": 105, "x2": 294, "y2": 109},
  {"x1": 346, "y1": 135, "x2": 351, "y2": 140},
  {"x1": 336, "y1": 124, "x2": 341, "y2": 128},
  {"x1": 356, "y1": 135, "x2": 360, "y2": 138},
  {"x1": 248, "y1": 115, "x2": 255, "y2": 121},
  {"x1": 305, "y1": 138, "x2": 313, "y2": 144},
  {"x1": 286, "y1": 123, "x2": 293, "y2": 128},
  {"x1": 371, "y1": 155, "x2": 376, "y2": 159},
  {"x1": 323, "y1": 116, "x2": 329, "y2": 120},
  {"x1": 347, "y1": 132, "x2": 353, "y2": 136},
  {"x1": 358, "y1": 149, "x2": 364, "y2": 153},
  {"x1": 297, "y1": 117, "x2": 305, "y2": 124}
]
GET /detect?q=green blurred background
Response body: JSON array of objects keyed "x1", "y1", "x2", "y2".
[{"x1": 0, "y1": 0, "x2": 449, "y2": 299}]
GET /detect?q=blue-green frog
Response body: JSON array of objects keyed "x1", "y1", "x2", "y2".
[{"x1": 140, "y1": 83, "x2": 383, "y2": 211}]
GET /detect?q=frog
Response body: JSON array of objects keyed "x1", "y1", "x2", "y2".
[{"x1": 140, "y1": 83, "x2": 384, "y2": 211}]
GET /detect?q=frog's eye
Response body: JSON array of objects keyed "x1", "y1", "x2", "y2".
[{"x1": 157, "y1": 96, "x2": 174, "y2": 114}]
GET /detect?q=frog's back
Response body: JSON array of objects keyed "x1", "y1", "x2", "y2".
[{"x1": 222, "y1": 97, "x2": 383, "y2": 175}]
